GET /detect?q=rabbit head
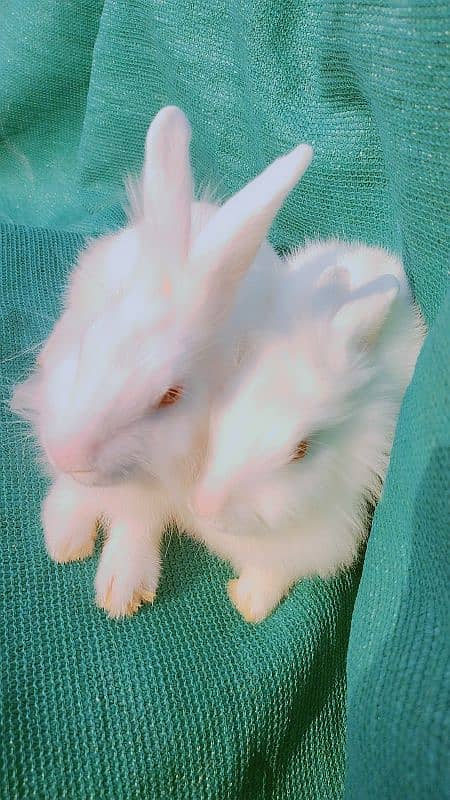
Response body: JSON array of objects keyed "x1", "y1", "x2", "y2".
[
  {"x1": 194, "y1": 245, "x2": 403, "y2": 515},
  {"x1": 11, "y1": 106, "x2": 313, "y2": 488}
]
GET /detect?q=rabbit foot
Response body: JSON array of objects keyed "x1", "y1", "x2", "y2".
[
  {"x1": 48, "y1": 530, "x2": 97, "y2": 564},
  {"x1": 227, "y1": 569, "x2": 288, "y2": 623},
  {"x1": 96, "y1": 575, "x2": 155, "y2": 619},
  {"x1": 43, "y1": 477, "x2": 99, "y2": 564},
  {"x1": 95, "y1": 519, "x2": 160, "y2": 619}
]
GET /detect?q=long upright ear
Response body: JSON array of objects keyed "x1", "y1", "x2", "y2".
[
  {"x1": 142, "y1": 106, "x2": 193, "y2": 269},
  {"x1": 332, "y1": 275, "x2": 400, "y2": 349},
  {"x1": 187, "y1": 143, "x2": 313, "y2": 316}
]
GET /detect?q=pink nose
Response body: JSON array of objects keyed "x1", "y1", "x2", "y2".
[
  {"x1": 46, "y1": 437, "x2": 95, "y2": 474},
  {"x1": 192, "y1": 483, "x2": 228, "y2": 517}
]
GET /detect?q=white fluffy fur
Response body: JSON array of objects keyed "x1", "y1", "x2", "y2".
[
  {"x1": 193, "y1": 240, "x2": 425, "y2": 619},
  {"x1": 11, "y1": 106, "x2": 425, "y2": 621}
]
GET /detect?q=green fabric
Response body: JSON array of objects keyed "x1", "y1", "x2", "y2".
[{"x1": 1, "y1": 2, "x2": 448, "y2": 798}]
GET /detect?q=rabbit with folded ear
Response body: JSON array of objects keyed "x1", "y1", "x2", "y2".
[
  {"x1": 11, "y1": 104, "x2": 313, "y2": 617},
  {"x1": 192, "y1": 240, "x2": 426, "y2": 623}
]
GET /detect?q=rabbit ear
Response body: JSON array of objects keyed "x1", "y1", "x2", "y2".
[
  {"x1": 142, "y1": 106, "x2": 193, "y2": 269},
  {"x1": 332, "y1": 275, "x2": 400, "y2": 348},
  {"x1": 188, "y1": 143, "x2": 313, "y2": 317}
]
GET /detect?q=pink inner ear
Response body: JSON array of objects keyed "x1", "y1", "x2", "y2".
[{"x1": 161, "y1": 277, "x2": 173, "y2": 298}]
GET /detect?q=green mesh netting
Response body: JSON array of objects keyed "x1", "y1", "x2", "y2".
[{"x1": 1, "y1": 3, "x2": 448, "y2": 798}]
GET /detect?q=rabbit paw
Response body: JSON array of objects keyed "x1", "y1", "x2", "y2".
[
  {"x1": 227, "y1": 568, "x2": 288, "y2": 623},
  {"x1": 96, "y1": 575, "x2": 155, "y2": 619},
  {"x1": 95, "y1": 520, "x2": 159, "y2": 619},
  {"x1": 42, "y1": 478, "x2": 99, "y2": 564}
]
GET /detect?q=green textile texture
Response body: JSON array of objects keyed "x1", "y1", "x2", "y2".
[{"x1": 1, "y1": 2, "x2": 448, "y2": 798}]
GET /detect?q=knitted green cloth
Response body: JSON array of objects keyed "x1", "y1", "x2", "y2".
[{"x1": 1, "y1": 3, "x2": 448, "y2": 798}]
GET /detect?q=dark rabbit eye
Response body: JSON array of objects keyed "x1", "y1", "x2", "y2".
[
  {"x1": 290, "y1": 439, "x2": 309, "y2": 462},
  {"x1": 157, "y1": 385, "x2": 183, "y2": 408}
]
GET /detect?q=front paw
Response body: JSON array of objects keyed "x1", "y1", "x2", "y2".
[
  {"x1": 42, "y1": 477, "x2": 99, "y2": 563},
  {"x1": 95, "y1": 521, "x2": 159, "y2": 619},
  {"x1": 227, "y1": 568, "x2": 289, "y2": 623},
  {"x1": 95, "y1": 578, "x2": 155, "y2": 619}
]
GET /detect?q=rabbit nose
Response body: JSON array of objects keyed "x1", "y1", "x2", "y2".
[
  {"x1": 46, "y1": 437, "x2": 96, "y2": 474},
  {"x1": 192, "y1": 482, "x2": 228, "y2": 517}
]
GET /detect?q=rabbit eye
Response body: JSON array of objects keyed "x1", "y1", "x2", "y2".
[
  {"x1": 290, "y1": 439, "x2": 309, "y2": 462},
  {"x1": 157, "y1": 385, "x2": 183, "y2": 408}
]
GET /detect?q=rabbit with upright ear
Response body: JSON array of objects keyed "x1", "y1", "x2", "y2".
[
  {"x1": 11, "y1": 105, "x2": 313, "y2": 617},
  {"x1": 192, "y1": 240, "x2": 426, "y2": 622}
]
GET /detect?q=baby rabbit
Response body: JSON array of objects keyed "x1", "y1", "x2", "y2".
[
  {"x1": 193, "y1": 240, "x2": 426, "y2": 621},
  {"x1": 11, "y1": 105, "x2": 313, "y2": 617}
]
